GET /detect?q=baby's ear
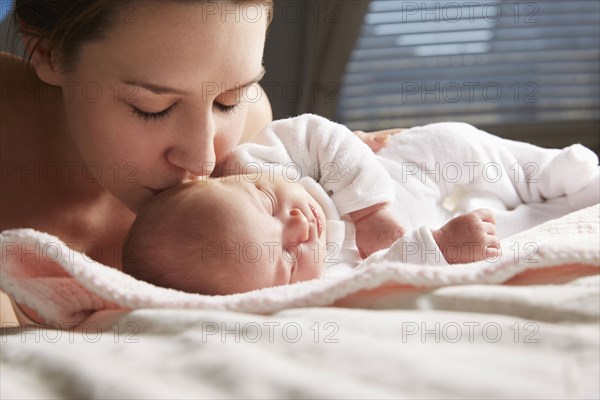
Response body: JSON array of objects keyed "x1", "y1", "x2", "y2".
[{"x1": 21, "y1": 34, "x2": 66, "y2": 86}]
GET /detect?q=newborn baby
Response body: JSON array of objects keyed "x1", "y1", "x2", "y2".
[
  {"x1": 122, "y1": 115, "x2": 599, "y2": 295},
  {"x1": 122, "y1": 173, "x2": 499, "y2": 295}
]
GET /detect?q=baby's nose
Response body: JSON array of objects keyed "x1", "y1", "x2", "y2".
[{"x1": 285, "y1": 208, "x2": 310, "y2": 244}]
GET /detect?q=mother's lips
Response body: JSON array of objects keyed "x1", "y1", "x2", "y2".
[
  {"x1": 309, "y1": 204, "x2": 322, "y2": 238},
  {"x1": 146, "y1": 187, "x2": 165, "y2": 196},
  {"x1": 146, "y1": 178, "x2": 202, "y2": 196}
]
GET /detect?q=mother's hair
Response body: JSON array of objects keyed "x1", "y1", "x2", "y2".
[{"x1": 9, "y1": 0, "x2": 274, "y2": 73}]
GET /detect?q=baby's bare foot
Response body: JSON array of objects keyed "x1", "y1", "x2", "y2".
[{"x1": 432, "y1": 209, "x2": 500, "y2": 264}]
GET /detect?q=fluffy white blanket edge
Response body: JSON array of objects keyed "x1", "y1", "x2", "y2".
[{"x1": 1, "y1": 204, "x2": 599, "y2": 326}]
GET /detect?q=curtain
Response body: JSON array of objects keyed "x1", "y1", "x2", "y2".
[
  {"x1": 263, "y1": 0, "x2": 371, "y2": 120},
  {"x1": 337, "y1": 0, "x2": 600, "y2": 152},
  {"x1": 297, "y1": 0, "x2": 371, "y2": 119}
]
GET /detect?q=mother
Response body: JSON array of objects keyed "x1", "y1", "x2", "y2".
[
  {"x1": 0, "y1": 0, "x2": 393, "y2": 323},
  {"x1": 1, "y1": 0, "x2": 276, "y2": 325},
  {"x1": 2, "y1": 0, "x2": 274, "y2": 266}
]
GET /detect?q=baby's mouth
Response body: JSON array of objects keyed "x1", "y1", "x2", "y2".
[{"x1": 309, "y1": 204, "x2": 322, "y2": 238}]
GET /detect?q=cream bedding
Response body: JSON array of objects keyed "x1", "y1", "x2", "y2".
[{"x1": 1, "y1": 279, "x2": 598, "y2": 399}]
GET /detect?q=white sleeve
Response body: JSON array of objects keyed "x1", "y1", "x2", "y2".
[
  {"x1": 225, "y1": 114, "x2": 394, "y2": 215},
  {"x1": 361, "y1": 226, "x2": 448, "y2": 265}
]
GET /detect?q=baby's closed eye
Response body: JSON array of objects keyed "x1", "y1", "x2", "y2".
[{"x1": 257, "y1": 186, "x2": 277, "y2": 215}]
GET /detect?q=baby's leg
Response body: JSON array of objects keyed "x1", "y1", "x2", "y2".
[
  {"x1": 382, "y1": 122, "x2": 598, "y2": 208},
  {"x1": 537, "y1": 145, "x2": 599, "y2": 204},
  {"x1": 432, "y1": 209, "x2": 500, "y2": 264},
  {"x1": 465, "y1": 131, "x2": 599, "y2": 212}
]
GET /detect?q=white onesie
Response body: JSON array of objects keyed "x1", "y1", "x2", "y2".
[{"x1": 224, "y1": 114, "x2": 599, "y2": 268}]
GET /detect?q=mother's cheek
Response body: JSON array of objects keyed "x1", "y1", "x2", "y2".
[{"x1": 216, "y1": 108, "x2": 248, "y2": 159}]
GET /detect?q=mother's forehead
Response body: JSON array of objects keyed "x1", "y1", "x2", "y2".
[{"x1": 77, "y1": 1, "x2": 267, "y2": 88}]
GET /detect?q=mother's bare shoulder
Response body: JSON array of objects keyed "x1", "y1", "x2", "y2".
[
  {"x1": 1, "y1": 52, "x2": 36, "y2": 119},
  {"x1": 1, "y1": 52, "x2": 30, "y2": 153},
  {"x1": 1, "y1": 52, "x2": 59, "y2": 145},
  {"x1": 1, "y1": 51, "x2": 60, "y2": 108},
  {"x1": 1, "y1": 51, "x2": 31, "y2": 88},
  {"x1": 1, "y1": 50, "x2": 23, "y2": 71}
]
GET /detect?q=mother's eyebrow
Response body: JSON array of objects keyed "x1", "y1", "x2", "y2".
[
  {"x1": 121, "y1": 67, "x2": 266, "y2": 96},
  {"x1": 121, "y1": 80, "x2": 189, "y2": 95},
  {"x1": 230, "y1": 66, "x2": 266, "y2": 91}
]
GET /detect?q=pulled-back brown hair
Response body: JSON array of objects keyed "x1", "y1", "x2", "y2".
[{"x1": 10, "y1": 0, "x2": 273, "y2": 73}]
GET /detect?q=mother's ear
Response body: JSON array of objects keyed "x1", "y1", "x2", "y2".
[{"x1": 21, "y1": 34, "x2": 66, "y2": 86}]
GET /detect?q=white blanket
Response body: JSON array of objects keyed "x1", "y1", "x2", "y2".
[{"x1": 1, "y1": 205, "x2": 598, "y2": 327}]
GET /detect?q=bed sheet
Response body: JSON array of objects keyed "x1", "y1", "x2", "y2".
[{"x1": 2, "y1": 270, "x2": 598, "y2": 399}]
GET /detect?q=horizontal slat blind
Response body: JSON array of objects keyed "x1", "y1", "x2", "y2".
[{"x1": 338, "y1": 0, "x2": 600, "y2": 131}]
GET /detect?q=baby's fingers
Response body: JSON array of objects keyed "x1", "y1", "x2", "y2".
[
  {"x1": 486, "y1": 235, "x2": 501, "y2": 249},
  {"x1": 483, "y1": 221, "x2": 497, "y2": 236},
  {"x1": 483, "y1": 246, "x2": 501, "y2": 261},
  {"x1": 353, "y1": 128, "x2": 405, "y2": 152},
  {"x1": 483, "y1": 235, "x2": 501, "y2": 261},
  {"x1": 472, "y1": 208, "x2": 496, "y2": 224}
]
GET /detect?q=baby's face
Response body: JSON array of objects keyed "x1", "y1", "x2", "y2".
[{"x1": 182, "y1": 174, "x2": 329, "y2": 293}]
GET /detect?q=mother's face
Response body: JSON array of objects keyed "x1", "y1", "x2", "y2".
[{"x1": 55, "y1": 1, "x2": 267, "y2": 212}]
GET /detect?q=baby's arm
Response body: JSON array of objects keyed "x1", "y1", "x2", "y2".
[
  {"x1": 352, "y1": 206, "x2": 500, "y2": 263},
  {"x1": 350, "y1": 203, "x2": 406, "y2": 258},
  {"x1": 252, "y1": 114, "x2": 396, "y2": 216},
  {"x1": 432, "y1": 209, "x2": 500, "y2": 264}
]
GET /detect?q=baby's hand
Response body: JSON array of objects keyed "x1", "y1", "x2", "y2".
[
  {"x1": 353, "y1": 128, "x2": 404, "y2": 152},
  {"x1": 432, "y1": 209, "x2": 500, "y2": 264},
  {"x1": 351, "y1": 204, "x2": 406, "y2": 258}
]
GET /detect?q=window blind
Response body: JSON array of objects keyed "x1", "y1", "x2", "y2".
[{"x1": 338, "y1": 0, "x2": 600, "y2": 136}]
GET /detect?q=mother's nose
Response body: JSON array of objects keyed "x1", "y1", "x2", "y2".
[
  {"x1": 284, "y1": 208, "x2": 310, "y2": 244},
  {"x1": 166, "y1": 116, "x2": 217, "y2": 177}
]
